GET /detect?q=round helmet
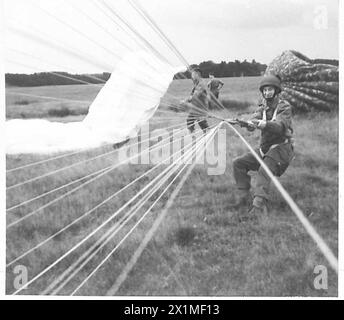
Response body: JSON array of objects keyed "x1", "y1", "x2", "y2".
[{"x1": 259, "y1": 74, "x2": 281, "y2": 94}]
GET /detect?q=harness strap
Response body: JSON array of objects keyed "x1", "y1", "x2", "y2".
[
  {"x1": 262, "y1": 105, "x2": 279, "y2": 122},
  {"x1": 260, "y1": 103, "x2": 290, "y2": 157}
]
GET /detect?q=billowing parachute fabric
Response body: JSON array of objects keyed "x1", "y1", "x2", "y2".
[
  {"x1": 6, "y1": 51, "x2": 184, "y2": 154},
  {"x1": 265, "y1": 50, "x2": 339, "y2": 112}
]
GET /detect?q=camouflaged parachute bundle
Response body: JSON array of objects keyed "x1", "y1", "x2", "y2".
[{"x1": 265, "y1": 50, "x2": 339, "y2": 112}]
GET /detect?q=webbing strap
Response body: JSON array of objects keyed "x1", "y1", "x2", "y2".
[{"x1": 262, "y1": 104, "x2": 279, "y2": 122}]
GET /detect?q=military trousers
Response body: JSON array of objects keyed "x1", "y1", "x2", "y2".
[{"x1": 232, "y1": 142, "x2": 294, "y2": 201}]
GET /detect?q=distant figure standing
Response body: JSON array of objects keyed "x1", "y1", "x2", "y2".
[
  {"x1": 207, "y1": 73, "x2": 224, "y2": 99},
  {"x1": 182, "y1": 67, "x2": 209, "y2": 133}
]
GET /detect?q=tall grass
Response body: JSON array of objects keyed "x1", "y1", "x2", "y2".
[{"x1": 5, "y1": 79, "x2": 338, "y2": 296}]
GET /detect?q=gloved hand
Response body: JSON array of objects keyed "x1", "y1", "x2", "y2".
[
  {"x1": 234, "y1": 119, "x2": 256, "y2": 131},
  {"x1": 245, "y1": 120, "x2": 257, "y2": 131},
  {"x1": 181, "y1": 96, "x2": 192, "y2": 105},
  {"x1": 251, "y1": 119, "x2": 266, "y2": 130}
]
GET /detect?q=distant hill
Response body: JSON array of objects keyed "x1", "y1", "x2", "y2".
[{"x1": 5, "y1": 72, "x2": 111, "y2": 87}]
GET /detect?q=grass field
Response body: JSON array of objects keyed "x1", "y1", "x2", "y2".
[
  {"x1": 5, "y1": 77, "x2": 260, "y2": 120},
  {"x1": 5, "y1": 77, "x2": 338, "y2": 296}
]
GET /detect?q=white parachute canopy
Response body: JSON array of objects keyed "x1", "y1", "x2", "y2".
[{"x1": 6, "y1": 51, "x2": 184, "y2": 154}]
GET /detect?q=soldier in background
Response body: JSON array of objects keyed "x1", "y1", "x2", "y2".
[
  {"x1": 182, "y1": 67, "x2": 209, "y2": 133},
  {"x1": 207, "y1": 73, "x2": 224, "y2": 99},
  {"x1": 207, "y1": 73, "x2": 224, "y2": 109}
]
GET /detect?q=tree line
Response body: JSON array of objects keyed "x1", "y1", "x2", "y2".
[
  {"x1": 5, "y1": 59, "x2": 267, "y2": 87},
  {"x1": 174, "y1": 59, "x2": 267, "y2": 79}
]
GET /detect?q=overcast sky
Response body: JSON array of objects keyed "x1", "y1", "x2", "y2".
[{"x1": 3, "y1": 0, "x2": 339, "y2": 73}]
